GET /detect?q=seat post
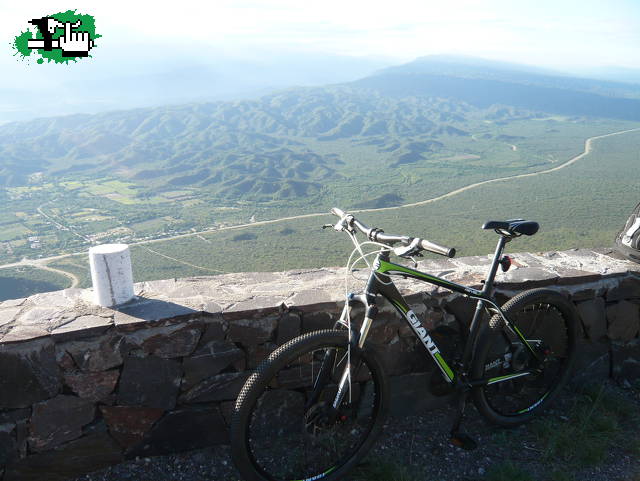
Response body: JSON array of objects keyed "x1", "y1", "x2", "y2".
[
  {"x1": 460, "y1": 235, "x2": 507, "y2": 369},
  {"x1": 483, "y1": 236, "x2": 507, "y2": 297},
  {"x1": 448, "y1": 236, "x2": 508, "y2": 451}
]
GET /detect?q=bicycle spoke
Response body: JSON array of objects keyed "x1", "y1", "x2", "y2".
[
  {"x1": 245, "y1": 342, "x2": 381, "y2": 480},
  {"x1": 480, "y1": 301, "x2": 571, "y2": 417}
]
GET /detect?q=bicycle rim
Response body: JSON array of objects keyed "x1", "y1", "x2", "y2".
[
  {"x1": 241, "y1": 335, "x2": 385, "y2": 481},
  {"x1": 480, "y1": 301, "x2": 571, "y2": 417}
]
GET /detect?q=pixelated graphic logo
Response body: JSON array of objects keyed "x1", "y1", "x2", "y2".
[{"x1": 12, "y1": 10, "x2": 100, "y2": 64}]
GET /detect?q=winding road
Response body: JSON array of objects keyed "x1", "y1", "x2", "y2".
[{"x1": 2, "y1": 126, "x2": 640, "y2": 282}]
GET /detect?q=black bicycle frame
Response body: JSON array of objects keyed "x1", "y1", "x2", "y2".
[{"x1": 346, "y1": 236, "x2": 541, "y2": 387}]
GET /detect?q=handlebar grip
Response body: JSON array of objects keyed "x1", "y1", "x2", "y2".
[
  {"x1": 419, "y1": 239, "x2": 456, "y2": 258},
  {"x1": 331, "y1": 207, "x2": 347, "y2": 218}
]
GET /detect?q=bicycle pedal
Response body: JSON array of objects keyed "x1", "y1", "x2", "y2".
[{"x1": 449, "y1": 431, "x2": 478, "y2": 451}]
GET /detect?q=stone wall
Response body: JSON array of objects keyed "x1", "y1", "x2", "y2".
[{"x1": 0, "y1": 248, "x2": 638, "y2": 480}]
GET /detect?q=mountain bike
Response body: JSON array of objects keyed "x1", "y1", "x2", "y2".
[{"x1": 231, "y1": 208, "x2": 578, "y2": 481}]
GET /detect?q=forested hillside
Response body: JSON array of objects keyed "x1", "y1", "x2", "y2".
[
  {"x1": 0, "y1": 88, "x2": 524, "y2": 196},
  {"x1": 0, "y1": 56, "x2": 638, "y2": 282}
]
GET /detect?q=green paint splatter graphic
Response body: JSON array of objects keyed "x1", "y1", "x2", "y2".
[
  {"x1": 13, "y1": 31, "x2": 32, "y2": 58},
  {"x1": 11, "y1": 10, "x2": 100, "y2": 64}
]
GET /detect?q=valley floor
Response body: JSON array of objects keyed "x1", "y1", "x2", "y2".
[{"x1": 3, "y1": 125, "x2": 640, "y2": 301}]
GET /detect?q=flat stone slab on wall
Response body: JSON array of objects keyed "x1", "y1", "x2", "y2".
[{"x1": 0, "y1": 247, "x2": 638, "y2": 479}]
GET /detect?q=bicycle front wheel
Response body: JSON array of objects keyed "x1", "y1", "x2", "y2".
[
  {"x1": 471, "y1": 289, "x2": 578, "y2": 426},
  {"x1": 231, "y1": 329, "x2": 389, "y2": 481}
]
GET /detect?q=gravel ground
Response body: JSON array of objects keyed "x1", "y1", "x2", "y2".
[{"x1": 72, "y1": 382, "x2": 640, "y2": 481}]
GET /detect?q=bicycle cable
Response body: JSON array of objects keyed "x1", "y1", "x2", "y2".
[{"x1": 338, "y1": 234, "x2": 401, "y2": 403}]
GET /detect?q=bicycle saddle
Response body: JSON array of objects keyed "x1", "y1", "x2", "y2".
[{"x1": 482, "y1": 219, "x2": 539, "y2": 236}]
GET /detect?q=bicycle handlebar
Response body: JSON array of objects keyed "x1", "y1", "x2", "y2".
[
  {"x1": 419, "y1": 238, "x2": 456, "y2": 258},
  {"x1": 330, "y1": 207, "x2": 456, "y2": 258},
  {"x1": 330, "y1": 207, "x2": 347, "y2": 218}
]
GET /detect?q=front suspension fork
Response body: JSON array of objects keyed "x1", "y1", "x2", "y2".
[{"x1": 321, "y1": 294, "x2": 377, "y2": 414}]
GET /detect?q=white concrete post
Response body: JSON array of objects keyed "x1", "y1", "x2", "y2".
[{"x1": 89, "y1": 244, "x2": 135, "y2": 307}]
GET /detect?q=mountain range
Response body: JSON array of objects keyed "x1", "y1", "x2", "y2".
[{"x1": 2, "y1": 56, "x2": 640, "y2": 202}]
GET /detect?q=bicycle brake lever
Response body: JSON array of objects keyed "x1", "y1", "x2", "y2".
[
  {"x1": 333, "y1": 214, "x2": 352, "y2": 232},
  {"x1": 393, "y1": 237, "x2": 421, "y2": 257}
]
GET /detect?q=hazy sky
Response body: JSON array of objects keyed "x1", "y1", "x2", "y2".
[
  {"x1": 1, "y1": 0, "x2": 640, "y2": 122},
  {"x1": 3, "y1": 0, "x2": 640, "y2": 70}
]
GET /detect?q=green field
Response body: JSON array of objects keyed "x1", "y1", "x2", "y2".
[
  {"x1": 0, "y1": 83, "x2": 636, "y2": 267},
  {"x1": 47, "y1": 257, "x2": 92, "y2": 289},
  {"x1": 3, "y1": 58, "x2": 640, "y2": 301},
  {"x1": 0, "y1": 223, "x2": 32, "y2": 242},
  {"x1": 0, "y1": 267, "x2": 71, "y2": 302},
  {"x1": 94, "y1": 128, "x2": 640, "y2": 284},
  {"x1": 37, "y1": 127, "x2": 639, "y2": 293}
]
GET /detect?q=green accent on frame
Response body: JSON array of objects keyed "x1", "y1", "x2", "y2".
[
  {"x1": 510, "y1": 324, "x2": 540, "y2": 359},
  {"x1": 376, "y1": 260, "x2": 459, "y2": 288},
  {"x1": 389, "y1": 298, "x2": 409, "y2": 314},
  {"x1": 434, "y1": 352, "x2": 455, "y2": 380},
  {"x1": 488, "y1": 372, "x2": 530, "y2": 384},
  {"x1": 512, "y1": 324, "x2": 526, "y2": 338}
]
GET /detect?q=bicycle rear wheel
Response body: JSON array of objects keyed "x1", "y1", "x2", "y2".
[
  {"x1": 231, "y1": 329, "x2": 389, "y2": 481},
  {"x1": 471, "y1": 289, "x2": 578, "y2": 426}
]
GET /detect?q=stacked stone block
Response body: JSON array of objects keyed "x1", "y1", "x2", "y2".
[{"x1": 0, "y1": 248, "x2": 637, "y2": 479}]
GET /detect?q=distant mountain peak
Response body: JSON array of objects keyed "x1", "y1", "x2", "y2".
[{"x1": 376, "y1": 55, "x2": 567, "y2": 78}]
